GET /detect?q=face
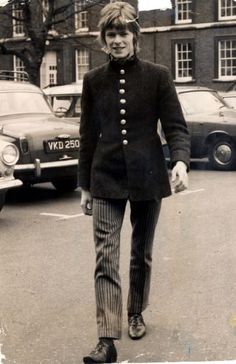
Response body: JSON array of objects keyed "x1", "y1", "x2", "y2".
[{"x1": 104, "y1": 28, "x2": 134, "y2": 59}]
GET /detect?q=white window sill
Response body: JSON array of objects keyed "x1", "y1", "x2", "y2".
[
  {"x1": 218, "y1": 16, "x2": 236, "y2": 21},
  {"x1": 175, "y1": 20, "x2": 192, "y2": 25},
  {"x1": 75, "y1": 28, "x2": 89, "y2": 33},
  {"x1": 213, "y1": 78, "x2": 236, "y2": 82},
  {"x1": 174, "y1": 79, "x2": 195, "y2": 83},
  {"x1": 12, "y1": 33, "x2": 25, "y2": 37}
]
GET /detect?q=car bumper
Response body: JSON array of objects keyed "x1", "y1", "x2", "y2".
[
  {"x1": 0, "y1": 178, "x2": 23, "y2": 191},
  {"x1": 14, "y1": 158, "x2": 79, "y2": 181},
  {"x1": 14, "y1": 158, "x2": 79, "y2": 178}
]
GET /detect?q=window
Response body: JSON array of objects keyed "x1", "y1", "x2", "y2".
[
  {"x1": 13, "y1": 56, "x2": 25, "y2": 81},
  {"x1": 40, "y1": 51, "x2": 57, "y2": 88},
  {"x1": 175, "y1": 42, "x2": 193, "y2": 82},
  {"x1": 219, "y1": 0, "x2": 236, "y2": 20},
  {"x1": 218, "y1": 39, "x2": 236, "y2": 80},
  {"x1": 175, "y1": 0, "x2": 192, "y2": 24},
  {"x1": 76, "y1": 49, "x2": 89, "y2": 80},
  {"x1": 12, "y1": 4, "x2": 24, "y2": 37},
  {"x1": 75, "y1": 0, "x2": 88, "y2": 31},
  {"x1": 178, "y1": 91, "x2": 225, "y2": 115}
]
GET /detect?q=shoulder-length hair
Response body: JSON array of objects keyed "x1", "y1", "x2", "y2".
[{"x1": 98, "y1": 1, "x2": 140, "y2": 53}]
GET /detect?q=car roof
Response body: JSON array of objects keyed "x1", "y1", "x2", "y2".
[
  {"x1": 175, "y1": 85, "x2": 215, "y2": 93},
  {"x1": 0, "y1": 80, "x2": 42, "y2": 93},
  {"x1": 43, "y1": 81, "x2": 83, "y2": 96}
]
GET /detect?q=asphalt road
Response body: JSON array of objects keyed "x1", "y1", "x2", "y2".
[{"x1": 1, "y1": 164, "x2": 236, "y2": 363}]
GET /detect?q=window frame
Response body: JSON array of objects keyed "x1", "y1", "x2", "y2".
[
  {"x1": 12, "y1": 4, "x2": 24, "y2": 37},
  {"x1": 13, "y1": 56, "x2": 25, "y2": 81},
  {"x1": 75, "y1": 0, "x2": 89, "y2": 32},
  {"x1": 218, "y1": 0, "x2": 236, "y2": 21},
  {"x1": 75, "y1": 49, "x2": 89, "y2": 81},
  {"x1": 173, "y1": 39, "x2": 194, "y2": 83},
  {"x1": 217, "y1": 37, "x2": 236, "y2": 81},
  {"x1": 175, "y1": 0, "x2": 192, "y2": 24}
]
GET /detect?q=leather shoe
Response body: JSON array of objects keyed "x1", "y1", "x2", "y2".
[
  {"x1": 83, "y1": 340, "x2": 117, "y2": 363},
  {"x1": 128, "y1": 313, "x2": 146, "y2": 340}
]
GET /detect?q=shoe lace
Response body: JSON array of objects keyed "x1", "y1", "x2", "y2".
[
  {"x1": 129, "y1": 314, "x2": 143, "y2": 327},
  {"x1": 92, "y1": 341, "x2": 104, "y2": 355}
]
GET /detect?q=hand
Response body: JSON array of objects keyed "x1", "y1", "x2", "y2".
[
  {"x1": 171, "y1": 161, "x2": 188, "y2": 193},
  {"x1": 80, "y1": 189, "x2": 93, "y2": 215}
]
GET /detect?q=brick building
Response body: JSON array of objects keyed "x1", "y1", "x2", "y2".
[
  {"x1": 0, "y1": 0, "x2": 236, "y2": 91},
  {"x1": 139, "y1": 0, "x2": 236, "y2": 91},
  {"x1": 0, "y1": 0, "x2": 137, "y2": 88}
]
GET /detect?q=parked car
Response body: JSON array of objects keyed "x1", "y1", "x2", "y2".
[
  {"x1": 0, "y1": 71, "x2": 80, "y2": 192},
  {"x1": 43, "y1": 81, "x2": 83, "y2": 118},
  {"x1": 0, "y1": 139, "x2": 22, "y2": 211},
  {"x1": 219, "y1": 91, "x2": 236, "y2": 109},
  {"x1": 157, "y1": 85, "x2": 236, "y2": 170},
  {"x1": 174, "y1": 86, "x2": 236, "y2": 170}
]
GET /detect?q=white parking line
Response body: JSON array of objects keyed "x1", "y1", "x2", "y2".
[
  {"x1": 40, "y1": 188, "x2": 205, "y2": 220},
  {"x1": 40, "y1": 212, "x2": 84, "y2": 220},
  {"x1": 180, "y1": 188, "x2": 205, "y2": 195},
  {"x1": 0, "y1": 344, "x2": 6, "y2": 364}
]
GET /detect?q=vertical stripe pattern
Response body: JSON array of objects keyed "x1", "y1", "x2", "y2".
[
  {"x1": 92, "y1": 197, "x2": 161, "y2": 339},
  {"x1": 127, "y1": 200, "x2": 162, "y2": 314},
  {"x1": 93, "y1": 198, "x2": 127, "y2": 339}
]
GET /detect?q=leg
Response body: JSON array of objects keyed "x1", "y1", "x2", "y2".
[
  {"x1": 93, "y1": 198, "x2": 127, "y2": 339},
  {"x1": 127, "y1": 199, "x2": 162, "y2": 314}
]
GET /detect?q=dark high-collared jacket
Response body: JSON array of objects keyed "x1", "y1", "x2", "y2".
[{"x1": 78, "y1": 56, "x2": 190, "y2": 201}]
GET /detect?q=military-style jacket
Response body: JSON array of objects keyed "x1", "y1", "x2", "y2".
[{"x1": 78, "y1": 56, "x2": 190, "y2": 201}]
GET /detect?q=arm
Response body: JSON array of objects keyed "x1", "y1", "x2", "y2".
[
  {"x1": 158, "y1": 67, "x2": 191, "y2": 172},
  {"x1": 79, "y1": 73, "x2": 98, "y2": 191}
]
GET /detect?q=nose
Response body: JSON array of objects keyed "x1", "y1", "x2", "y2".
[{"x1": 114, "y1": 34, "x2": 122, "y2": 44}]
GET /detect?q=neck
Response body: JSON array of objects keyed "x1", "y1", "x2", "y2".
[{"x1": 109, "y1": 53, "x2": 136, "y2": 64}]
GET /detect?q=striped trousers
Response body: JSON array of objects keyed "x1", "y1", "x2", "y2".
[{"x1": 92, "y1": 198, "x2": 162, "y2": 339}]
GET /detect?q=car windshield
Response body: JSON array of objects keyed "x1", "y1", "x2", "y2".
[
  {"x1": 178, "y1": 90, "x2": 227, "y2": 115},
  {"x1": 49, "y1": 95, "x2": 82, "y2": 117},
  {"x1": 0, "y1": 92, "x2": 52, "y2": 116}
]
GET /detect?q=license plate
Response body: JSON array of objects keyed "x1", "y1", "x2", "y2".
[{"x1": 44, "y1": 138, "x2": 79, "y2": 153}]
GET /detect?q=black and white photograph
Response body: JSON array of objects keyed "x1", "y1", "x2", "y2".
[{"x1": 0, "y1": 0, "x2": 236, "y2": 363}]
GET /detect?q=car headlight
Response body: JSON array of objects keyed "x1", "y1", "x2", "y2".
[{"x1": 1, "y1": 144, "x2": 19, "y2": 166}]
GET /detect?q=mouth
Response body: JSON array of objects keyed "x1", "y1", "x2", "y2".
[{"x1": 113, "y1": 47, "x2": 125, "y2": 51}]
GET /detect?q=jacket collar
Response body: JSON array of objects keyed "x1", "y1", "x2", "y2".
[{"x1": 108, "y1": 54, "x2": 139, "y2": 71}]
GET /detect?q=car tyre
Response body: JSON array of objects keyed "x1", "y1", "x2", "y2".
[
  {"x1": 51, "y1": 176, "x2": 79, "y2": 192},
  {"x1": 209, "y1": 139, "x2": 236, "y2": 170},
  {"x1": 0, "y1": 192, "x2": 6, "y2": 212}
]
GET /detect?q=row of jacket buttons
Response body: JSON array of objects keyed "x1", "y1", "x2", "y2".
[{"x1": 119, "y1": 69, "x2": 128, "y2": 145}]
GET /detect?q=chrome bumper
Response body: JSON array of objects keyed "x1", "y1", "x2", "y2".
[
  {"x1": 0, "y1": 178, "x2": 22, "y2": 191},
  {"x1": 14, "y1": 158, "x2": 79, "y2": 177}
]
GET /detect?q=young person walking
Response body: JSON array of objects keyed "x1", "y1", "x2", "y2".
[{"x1": 79, "y1": 2, "x2": 190, "y2": 362}]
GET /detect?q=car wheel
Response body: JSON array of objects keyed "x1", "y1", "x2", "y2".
[
  {"x1": 209, "y1": 139, "x2": 236, "y2": 170},
  {"x1": 51, "y1": 176, "x2": 79, "y2": 192},
  {"x1": 0, "y1": 192, "x2": 6, "y2": 212}
]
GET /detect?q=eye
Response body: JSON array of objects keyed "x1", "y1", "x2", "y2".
[
  {"x1": 120, "y1": 31, "x2": 128, "y2": 36},
  {"x1": 106, "y1": 31, "x2": 116, "y2": 37}
]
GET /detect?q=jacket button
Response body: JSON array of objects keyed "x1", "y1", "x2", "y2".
[
  {"x1": 120, "y1": 109, "x2": 126, "y2": 115},
  {"x1": 120, "y1": 79, "x2": 126, "y2": 84},
  {"x1": 121, "y1": 129, "x2": 127, "y2": 135},
  {"x1": 119, "y1": 89, "x2": 125, "y2": 94},
  {"x1": 120, "y1": 119, "x2": 126, "y2": 125},
  {"x1": 123, "y1": 139, "x2": 128, "y2": 145},
  {"x1": 120, "y1": 69, "x2": 125, "y2": 74},
  {"x1": 120, "y1": 99, "x2": 126, "y2": 104}
]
